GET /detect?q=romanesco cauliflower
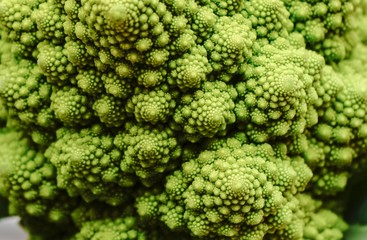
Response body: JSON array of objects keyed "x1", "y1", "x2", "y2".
[{"x1": 0, "y1": 0, "x2": 367, "y2": 239}]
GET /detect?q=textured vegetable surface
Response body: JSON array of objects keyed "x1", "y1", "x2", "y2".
[{"x1": 1, "y1": 0, "x2": 367, "y2": 239}]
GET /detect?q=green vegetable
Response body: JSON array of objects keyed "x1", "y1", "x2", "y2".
[{"x1": 0, "y1": 0, "x2": 367, "y2": 239}]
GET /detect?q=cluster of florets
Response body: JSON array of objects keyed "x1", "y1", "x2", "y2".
[{"x1": 0, "y1": 0, "x2": 366, "y2": 239}]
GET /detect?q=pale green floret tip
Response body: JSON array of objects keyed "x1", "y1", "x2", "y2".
[
  {"x1": 126, "y1": 88, "x2": 176, "y2": 124},
  {"x1": 135, "y1": 38, "x2": 153, "y2": 52},
  {"x1": 138, "y1": 70, "x2": 164, "y2": 88},
  {"x1": 93, "y1": 95, "x2": 126, "y2": 127},
  {"x1": 105, "y1": 3, "x2": 139, "y2": 33}
]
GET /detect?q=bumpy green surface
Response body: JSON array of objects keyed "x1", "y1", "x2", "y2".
[{"x1": 0, "y1": 0, "x2": 367, "y2": 239}]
